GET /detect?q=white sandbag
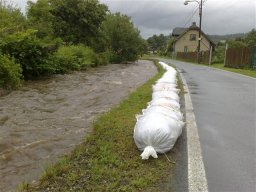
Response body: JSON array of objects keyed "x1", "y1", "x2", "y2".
[
  {"x1": 152, "y1": 91, "x2": 180, "y2": 102},
  {"x1": 161, "y1": 72, "x2": 177, "y2": 79},
  {"x1": 134, "y1": 112, "x2": 184, "y2": 160},
  {"x1": 152, "y1": 85, "x2": 180, "y2": 93},
  {"x1": 143, "y1": 106, "x2": 183, "y2": 121},
  {"x1": 155, "y1": 82, "x2": 177, "y2": 88},
  {"x1": 150, "y1": 98, "x2": 180, "y2": 110},
  {"x1": 158, "y1": 62, "x2": 177, "y2": 74},
  {"x1": 133, "y1": 61, "x2": 184, "y2": 160},
  {"x1": 157, "y1": 77, "x2": 177, "y2": 84}
]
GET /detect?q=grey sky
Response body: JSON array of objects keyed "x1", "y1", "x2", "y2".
[{"x1": 9, "y1": 0, "x2": 256, "y2": 38}]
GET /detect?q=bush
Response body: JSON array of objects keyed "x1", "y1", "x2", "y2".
[
  {"x1": 0, "y1": 29, "x2": 57, "y2": 79},
  {"x1": 93, "y1": 51, "x2": 110, "y2": 66},
  {"x1": 0, "y1": 53, "x2": 22, "y2": 89},
  {"x1": 212, "y1": 45, "x2": 225, "y2": 64},
  {"x1": 102, "y1": 13, "x2": 144, "y2": 63},
  {"x1": 52, "y1": 45, "x2": 95, "y2": 73}
]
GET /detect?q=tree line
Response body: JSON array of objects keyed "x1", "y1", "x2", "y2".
[
  {"x1": 146, "y1": 30, "x2": 256, "y2": 64},
  {"x1": 211, "y1": 29, "x2": 256, "y2": 64},
  {"x1": 0, "y1": 0, "x2": 147, "y2": 89}
]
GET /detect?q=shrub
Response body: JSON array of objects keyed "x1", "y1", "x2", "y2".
[
  {"x1": 0, "y1": 29, "x2": 57, "y2": 79},
  {"x1": 93, "y1": 51, "x2": 110, "y2": 66},
  {"x1": 52, "y1": 45, "x2": 95, "y2": 73},
  {"x1": 0, "y1": 53, "x2": 22, "y2": 89},
  {"x1": 212, "y1": 45, "x2": 225, "y2": 64}
]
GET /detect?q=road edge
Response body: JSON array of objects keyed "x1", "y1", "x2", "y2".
[
  {"x1": 179, "y1": 72, "x2": 209, "y2": 192},
  {"x1": 208, "y1": 67, "x2": 256, "y2": 80}
]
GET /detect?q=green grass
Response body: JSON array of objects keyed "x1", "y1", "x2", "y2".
[
  {"x1": 141, "y1": 55, "x2": 256, "y2": 78},
  {"x1": 21, "y1": 60, "x2": 181, "y2": 192},
  {"x1": 210, "y1": 63, "x2": 256, "y2": 78}
]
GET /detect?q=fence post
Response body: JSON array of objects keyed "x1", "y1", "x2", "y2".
[
  {"x1": 240, "y1": 47, "x2": 244, "y2": 68},
  {"x1": 224, "y1": 43, "x2": 228, "y2": 66},
  {"x1": 209, "y1": 46, "x2": 212, "y2": 65},
  {"x1": 251, "y1": 45, "x2": 256, "y2": 69}
]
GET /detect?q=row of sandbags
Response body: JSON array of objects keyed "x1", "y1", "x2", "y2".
[{"x1": 133, "y1": 61, "x2": 185, "y2": 160}]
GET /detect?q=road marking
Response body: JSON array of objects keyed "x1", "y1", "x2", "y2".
[{"x1": 179, "y1": 72, "x2": 209, "y2": 192}]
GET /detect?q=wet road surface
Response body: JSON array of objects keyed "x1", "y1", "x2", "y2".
[
  {"x1": 0, "y1": 60, "x2": 157, "y2": 192},
  {"x1": 161, "y1": 59, "x2": 256, "y2": 192}
]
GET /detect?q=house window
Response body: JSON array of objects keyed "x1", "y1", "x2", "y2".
[
  {"x1": 190, "y1": 34, "x2": 196, "y2": 41},
  {"x1": 184, "y1": 46, "x2": 188, "y2": 52}
]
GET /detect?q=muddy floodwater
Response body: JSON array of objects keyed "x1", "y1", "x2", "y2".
[{"x1": 0, "y1": 60, "x2": 157, "y2": 192}]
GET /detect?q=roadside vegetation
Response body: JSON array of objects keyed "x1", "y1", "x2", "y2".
[
  {"x1": 19, "y1": 60, "x2": 183, "y2": 192},
  {"x1": 0, "y1": 0, "x2": 147, "y2": 89},
  {"x1": 141, "y1": 55, "x2": 256, "y2": 78},
  {"x1": 211, "y1": 29, "x2": 256, "y2": 64},
  {"x1": 144, "y1": 29, "x2": 256, "y2": 78},
  {"x1": 209, "y1": 63, "x2": 256, "y2": 78}
]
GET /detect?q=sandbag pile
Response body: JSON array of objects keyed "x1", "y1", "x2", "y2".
[{"x1": 133, "y1": 61, "x2": 185, "y2": 160}]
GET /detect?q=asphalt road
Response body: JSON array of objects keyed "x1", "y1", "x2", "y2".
[{"x1": 161, "y1": 59, "x2": 256, "y2": 192}]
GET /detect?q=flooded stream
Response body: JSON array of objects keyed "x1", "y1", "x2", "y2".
[{"x1": 0, "y1": 60, "x2": 157, "y2": 192}]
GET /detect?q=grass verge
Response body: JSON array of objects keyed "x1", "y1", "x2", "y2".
[
  {"x1": 141, "y1": 55, "x2": 256, "y2": 78},
  {"x1": 210, "y1": 63, "x2": 256, "y2": 78},
  {"x1": 20, "y1": 60, "x2": 182, "y2": 192}
]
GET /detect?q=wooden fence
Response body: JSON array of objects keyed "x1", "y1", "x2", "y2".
[
  {"x1": 176, "y1": 51, "x2": 210, "y2": 64},
  {"x1": 225, "y1": 47, "x2": 251, "y2": 68}
]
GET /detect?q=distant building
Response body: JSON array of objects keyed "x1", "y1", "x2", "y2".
[{"x1": 172, "y1": 22, "x2": 215, "y2": 53}]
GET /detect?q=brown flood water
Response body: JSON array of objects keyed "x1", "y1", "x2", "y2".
[{"x1": 0, "y1": 60, "x2": 157, "y2": 192}]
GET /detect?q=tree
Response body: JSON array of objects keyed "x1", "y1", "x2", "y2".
[
  {"x1": 0, "y1": 2, "x2": 26, "y2": 37},
  {"x1": 147, "y1": 35, "x2": 158, "y2": 53},
  {"x1": 147, "y1": 34, "x2": 169, "y2": 54},
  {"x1": 27, "y1": 0, "x2": 54, "y2": 38},
  {"x1": 245, "y1": 29, "x2": 256, "y2": 48},
  {"x1": 102, "y1": 13, "x2": 144, "y2": 62},
  {"x1": 166, "y1": 37, "x2": 175, "y2": 54},
  {"x1": 227, "y1": 39, "x2": 247, "y2": 48},
  {"x1": 49, "y1": 0, "x2": 108, "y2": 45}
]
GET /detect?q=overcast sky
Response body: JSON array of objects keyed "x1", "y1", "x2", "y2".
[{"x1": 9, "y1": 0, "x2": 256, "y2": 38}]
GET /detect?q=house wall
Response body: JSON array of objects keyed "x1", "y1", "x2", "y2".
[{"x1": 174, "y1": 29, "x2": 211, "y2": 52}]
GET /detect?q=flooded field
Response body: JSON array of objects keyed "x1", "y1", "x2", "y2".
[{"x1": 0, "y1": 60, "x2": 157, "y2": 192}]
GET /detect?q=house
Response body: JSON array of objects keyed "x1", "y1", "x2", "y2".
[{"x1": 172, "y1": 22, "x2": 215, "y2": 53}]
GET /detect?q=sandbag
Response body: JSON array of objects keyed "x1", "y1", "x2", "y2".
[
  {"x1": 152, "y1": 91, "x2": 180, "y2": 102},
  {"x1": 133, "y1": 62, "x2": 184, "y2": 160},
  {"x1": 143, "y1": 106, "x2": 183, "y2": 121},
  {"x1": 152, "y1": 85, "x2": 180, "y2": 93},
  {"x1": 134, "y1": 112, "x2": 184, "y2": 159},
  {"x1": 150, "y1": 98, "x2": 180, "y2": 110}
]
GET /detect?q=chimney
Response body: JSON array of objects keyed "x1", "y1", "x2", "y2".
[
  {"x1": 191, "y1": 22, "x2": 197, "y2": 27},
  {"x1": 189, "y1": 22, "x2": 199, "y2": 30}
]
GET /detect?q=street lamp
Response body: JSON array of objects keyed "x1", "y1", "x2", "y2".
[{"x1": 184, "y1": 0, "x2": 203, "y2": 63}]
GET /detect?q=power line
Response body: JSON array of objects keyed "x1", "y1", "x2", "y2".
[
  {"x1": 203, "y1": 0, "x2": 208, "y2": 5},
  {"x1": 183, "y1": 0, "x2": 208, "y2": 28},
  {"x1": 183, "y1": 6, "x2": 199, "y2": 28}
]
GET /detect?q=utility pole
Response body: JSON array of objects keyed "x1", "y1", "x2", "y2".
[
  {"x1": 198, "y1": 0, "x2": 202, "y2": 63},
  {"x1": 184, "y1": 0, "x2": 203, "y2": 63}
]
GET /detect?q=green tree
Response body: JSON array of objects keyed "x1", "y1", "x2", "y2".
[
  {"x1": 27, "y1": 0, "x2": 54, "y2": 38},
  {"x1": 49, "y1": 0, "x2": 108, "y2": 45},
  {"x1": 212, "y1": 44, "x2": 225, "y2": 64},
  {"x1": 147, "y1": 35, "x2": 158, "y2": 53},
  {"x1": 245, "y1": 29, "x2": 256, "y2": 48},
  {"x1": 227, "y1": 39, "x2": 247, "y2": 48},
  {"x1": 0, "y1": 2, "x2": 26, "y2": 37},
  {"x1": 166, "y1": 37, "x2": 175, "y2": 55},
  {"x1": 102, "y1": 13, "x2": 144, "y2": 62},
  {"x1": 147, "y1": 34, "x2": 169, "y2": 55}
]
